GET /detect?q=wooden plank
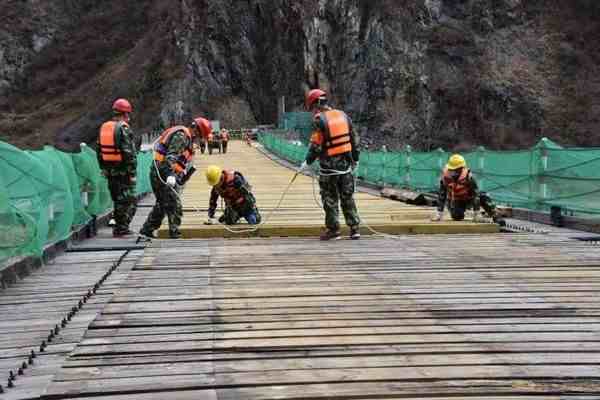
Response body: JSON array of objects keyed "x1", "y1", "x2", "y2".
[
  {"x1": 60, "y1": 342, "x2": 600, "y2": 368},
  {"x1": 0, "y1": 228, "x2": 147, "y2": 399},
  {"x1": 38, "y1": 219, "x2": 600, "y2": 398},
  {"x1": 45, "y1": 365, "x2": 600, "y2": 397},
  {"x1": 56, "y1": 353, "x2": 600, "y2": 381},
  {"x1": 159, "y1": 142, "x2": 499, "y2": 238},
  {"x1": 82, "y1": 319, "x2": 600, "y2": 338}
]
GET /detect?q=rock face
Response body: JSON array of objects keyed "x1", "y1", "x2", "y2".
[{"x1": 0, "y1": 0, "x2": 599, "y2": 151}]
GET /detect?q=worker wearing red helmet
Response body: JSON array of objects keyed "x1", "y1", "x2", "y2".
[
  {"x1": 139, "y1": 117, "x2": 212, "y2": 239},
  {"x1": 97, "y1": 98, "x2": 139, "y2": 237},
  {"x1": 300, "y1": 89, "x2": 361, "y2": 241}
]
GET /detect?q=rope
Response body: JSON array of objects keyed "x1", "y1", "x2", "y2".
[
  {"x1": 306, "y1": 165, "x2": 407, "y2": 240},
  {"x1": 149, "y1": 142, "x2": 300, "y2": 235}
]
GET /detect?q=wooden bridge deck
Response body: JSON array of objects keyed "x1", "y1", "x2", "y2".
[
  {"x1": 40, "y1": 231, "x2": 600, "y2": 399},
  {"x1": 158, "y1": 141, "x2": 499, "y2": 238},
  {"x1": 2, "y1": 142, "x2": 599, "y2": 399}
]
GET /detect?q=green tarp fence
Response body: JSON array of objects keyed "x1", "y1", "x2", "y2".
[
  {"x1": 278, "y1": 112, "x2": 313, "y2": 143},
  {"x1": 0, "y1": 142, "x2": 153, "y2": 264},
  {"x1": 259, "y1": 133, "x2": 600, "y2": 217}
]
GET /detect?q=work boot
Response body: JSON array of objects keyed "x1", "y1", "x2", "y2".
[
  {"x1": 493, "y1": 215, "x2": 506, "y2": 227},
  {"x1": 113, "y1": 229, "x2": 134, "y2": 238},
  {"x1": 320, "y1": 229, "x2": 341, "y2": 241},
  {"x1": 138, "y1": 228, "x2": 156, "y2": 239},
  {"x1": 169, "y1": 230, "x2": 182, "y2": 239},
  {"x1": 350, "y1": 227, "x2": 361, "y2": 240}
]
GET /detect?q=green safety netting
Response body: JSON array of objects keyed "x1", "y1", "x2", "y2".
[
  {"x1": 260, "y1": 133, "x2": 308, "y2": 165},
  {"x1": 259, "y1": 133, "x2": 600, "y2": 217},
  {"x1": 0, "y1": 141, "x2": 153, "y2": 264},
  {"x1": 278, "y1": 112, "x2": 313, "y2": 143}
]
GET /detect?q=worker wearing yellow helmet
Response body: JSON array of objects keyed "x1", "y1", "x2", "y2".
[
  {"x1": 432, "y1": 154, "x2": 500, "y2": 223},
  {"x1": 205, "y1": 165, "x2": 261, "y2": 225}
]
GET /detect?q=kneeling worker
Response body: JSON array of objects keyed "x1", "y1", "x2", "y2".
[
  {"x1": 205, "y1": 165, "x2": 261, "y2": 225},
  {"x1": 140, "y1": 117, "x2": 212, "y2": 238},
  {"x1": 432, "y1": 154, "x2": 499, "y2": 223}
]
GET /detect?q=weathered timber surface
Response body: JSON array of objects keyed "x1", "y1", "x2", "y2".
[
  {"x1": 160, "y1": 142, "x2": 499, "y2": 238},
  {"x1": 0, "y1": 198, "x2": 154, "y2": 400},
  {"x1": 41, "y1": 231, "x2": 600, "y2": 399}
]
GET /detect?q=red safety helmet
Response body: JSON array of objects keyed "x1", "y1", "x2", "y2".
[
  {"x1": 112, "y1": 98, "x2": 132, "y2": 113},
  {"x1": 192, "y1": 117, "x2": 212, "y2": 139},
  {"x1": 305, "y1": 89, "x2": 327, "y2": 110}
]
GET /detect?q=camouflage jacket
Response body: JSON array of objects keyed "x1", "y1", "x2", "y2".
[
  {"x1": 155, "y1": 130, "x2": 193, "y2": 179},
  {"x1": 97, "y1": 120, "x2": 138, "y2": 176},
  {"x1": 305, "y1": 107, "x2": 360, "y2": 171}
]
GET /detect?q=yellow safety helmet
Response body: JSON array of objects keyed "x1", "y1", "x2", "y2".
[
  {"x1": 205, "y1": 165, "x2": 223, "y2": 186},
  {"x1": 446, "y1": 154, "x2": 466, "y2": 170}
]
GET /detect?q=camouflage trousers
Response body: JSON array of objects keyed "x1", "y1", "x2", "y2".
[
  {"x1": 319, "y1": 172, "x2": 360, "y2": 231},
  {"x1": 448, "y1": 192, "x2": 497, "y2": 221},
  {"x1": 141, "y1": 170, "x2": 182, "y2": 236},
  {"x1": 106, "y1": 173, "x2": 137, "y2": 233},
  {"x1": 220, "y1": 202, "x2": 261, "y2": 225}
]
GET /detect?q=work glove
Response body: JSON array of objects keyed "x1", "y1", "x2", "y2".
[
  {"x1": 473, "y1": 212, "x2": 487, "y2": 223},
  {"x1": 166, "y1": 175, "x2": 177, "y2": 187},
  {"x1": 352, "y1": 161, "x2": 360, "y2": 173},
  {"x1": 431, "y1": 210, "x2": 443, "y2": 222},
  {"x1": 177, "y1": 165, "x2": 196, "y2": 186},
  {"x1": 299, "y1": 161, "x2": 308, "y2": 172}
]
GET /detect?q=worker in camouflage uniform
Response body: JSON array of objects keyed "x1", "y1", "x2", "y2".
[
  {"x1": 432, "y1": 154, "x2": 501, "y2": 223},
  {"x1": 205, "y1": 165, "x2": 261, "y2": 225},
  {"x1": 140, "y1": 117, "x2": 212, "y2": 239},
  {"x1": 220, "y1": 128, "x2": 230, "y2": 154},
  {"x1": 300, "y1": 89, "x2": 361, "y2": 240},
  {"x1": 97, "y1": 98, "x2": 138, "y2": 237}
]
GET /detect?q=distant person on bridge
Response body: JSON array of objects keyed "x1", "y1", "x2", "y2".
[
  {"x1": 220, "y1": 128, "x2": 230, "y2": 153},
  {"x1": 299, "y1": 89, "x2": 361, "y2": 241},
  {"x1": 97, "y1": 98, "x2": 138, "y2": 237},
  {"x1": 432, "y1": 154, "x2": 500, "y2": 223},
  {"x1": 139, "y1": 118, "x2": 212, "y2": 239},
  {"x1": 205, "y1": 165, "x2": 261, "y2": 225},
  {"x1": 243, "y1": 129, "x2": 253, "y2": 146}
]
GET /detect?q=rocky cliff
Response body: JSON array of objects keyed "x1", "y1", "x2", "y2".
[{"x1": 0, "y1": 0, "x2": 598, "y2": 151}]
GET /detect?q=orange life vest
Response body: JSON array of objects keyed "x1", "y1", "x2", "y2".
[
  {"x1": 154, "y1": 126, "x2": 194, "y2": 174},
  {"x1": 443, "y1": 168, "x2": 472, "y2": 201},
  {"x1": 217, "y1": 170, "x2": 245, "y2": 206},
  {"x1": 319, "y1": 110, "x2": 352, "y2": 157},
  {"x1": 99, "y1": 121, "x2": 128, "y2": 163}
]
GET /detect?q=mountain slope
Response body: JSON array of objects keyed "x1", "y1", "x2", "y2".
[{"x1": 0, "y1": 0, "x2": 598, "y2": 151}]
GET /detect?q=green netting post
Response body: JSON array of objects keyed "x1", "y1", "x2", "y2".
[
  {"x1": 404, "y1": 145, "x2": 412, "y2": 189},
  {"x1": 435, "y1": 148, "x2": 445, "y2": 192},
  {"x1": 536, "y1": 138, "x2": 550, "y2": 210},
  {"x1": 381, "y1": 151, "x2": 387, "y2": 187},
  {"x1": 363, "y1": 151, "x2": 369, "y2": 182},
  {"x1": 436, "y1": 148, "x2": 445, "y2": 170},
  {"x1": 477, "y1": 146, "x2": 486, "y2": 192}
]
